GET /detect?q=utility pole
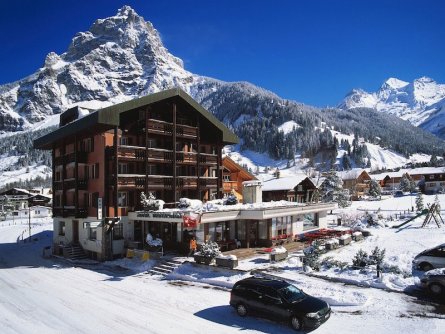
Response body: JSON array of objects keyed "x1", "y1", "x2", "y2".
[{"x1": 28, "y1": 197, "x2": 31, "y2": 241}]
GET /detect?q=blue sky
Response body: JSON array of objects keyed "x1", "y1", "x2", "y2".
[{"x1": 1, "y1": 0, "x2": 444, "y2": 107}]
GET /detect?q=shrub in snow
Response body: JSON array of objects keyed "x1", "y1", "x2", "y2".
[
  {"x1": 321, "y1": 256, "x2": 348, "y2": 271},
  {"x1": 434, "y1": 195, "x2": 441, "y2": 214},
  {"x1": 352, "y1": 249, "x2": 369, "y2": 268},
  {"x1": 216, "y1": 254, "x2": 237, "y2": 260},
  {"x1": 196, "y1": 241, "x2": 221, "y2": 258}
]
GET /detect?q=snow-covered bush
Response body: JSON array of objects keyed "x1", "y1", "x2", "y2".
[
  {"x1": 196, "y1": 241, "x2": 221, "y2": 258},
  {"x1": 321, "y1": 256, "x2": 348, "y2": 271},
  {"x1": 352, "y1": 249, "x2": 369, "y2": 268}
]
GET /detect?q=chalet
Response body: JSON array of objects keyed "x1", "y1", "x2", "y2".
[
  {"x1": 0, "y1": 188, "x2": 31, "y2": 212},
  {"x1": 222, "y1": 156, "x2": 257, "y2": 201},
  {"x1": 34, "y1": 88, "x2": 337, "y2": 260},
  {"x1": 262, "y1": 174, "x2": 317, "y2": 203},
  {"x1": 375, "y1": 167, "x2": 445, "y2": 194},
  {"x1": 338, "y1": 169, "x2": 371, "y2": 200}
]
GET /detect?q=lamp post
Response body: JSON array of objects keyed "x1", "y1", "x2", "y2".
[{"x1": 28, "y1": 198, "x2": 31, "y2": 241}]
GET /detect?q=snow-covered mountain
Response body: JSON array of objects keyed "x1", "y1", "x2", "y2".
[
  {"x1": 0, "y1": 6, "x2": 443, "y2": 190},
  {"x1": 338, "y1": 77, "x2": 445, "y2": 138}
]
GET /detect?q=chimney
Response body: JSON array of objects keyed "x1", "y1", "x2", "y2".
[{"x1": 242, "y1": 181, "x2": 262, "y2": 204}]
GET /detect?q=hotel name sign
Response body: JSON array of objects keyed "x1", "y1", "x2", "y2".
[{"x1": 136, "y1": 211, "x2": 183, "y2": 219}]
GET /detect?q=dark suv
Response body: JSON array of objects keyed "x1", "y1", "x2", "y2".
[{"x1": 230, "y1": 277, "x2": 331, "y2": 331}]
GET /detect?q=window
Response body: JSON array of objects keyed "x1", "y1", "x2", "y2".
[
  {"x1": 81, "y1": 137, "x2": 94, "y2": 152},
  {"x1": 59, "y1": 222, "x2": 65, "y2": 236},
  {"x1": 147, "y1": 165, "x2": 157, "y2": 175},
  {"x1": 147, "y1": 138, "x2": 157, "y2": 148},
  {"x1": 91, "y1": 163, "x2": 100, "y2": 179},
  {"x1": 92, "y1": 192, "x2": 99, "y2": 208},
  {"x1": 113, "y1": 223, "x2": 123, "y2": 240},
  {"x1": 118, "y1": 192, "x2": 128, "y2": 207},
  {"x1": 89, "y1": 225, "x2": 97, "y2": 240},
  {"x1": 120, "y1": 137, "x2": 128, "y2": 146},
  {"x1": 223, "y1": 174, "x2": 231, "y2": 181},
  {"x1": 118, "y1": 163, "x2": 128, "y2": 174}
]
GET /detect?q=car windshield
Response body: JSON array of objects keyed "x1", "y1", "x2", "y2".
[{"x1": 278, "y1": 284, "x2": 306, "y2": 303}]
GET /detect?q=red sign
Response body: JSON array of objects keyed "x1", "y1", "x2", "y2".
[{"x1": 182, "y1": 213, "x2": 201, "y2": 228}]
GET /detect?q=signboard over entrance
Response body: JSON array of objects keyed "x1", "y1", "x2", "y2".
[{"x1": 136, "y1": 211, "x2": 183, "y2": 219}]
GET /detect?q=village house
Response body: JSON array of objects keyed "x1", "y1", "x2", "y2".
[
  {"x1": 34, "y1": 88, "x2": 336, "y2": 261},
  {"x1": 222, "y1": 156, "x2": 257, "y2": 201},
  {"x1": 375, "y1": 167, "x2": 445, "y2": 194},
  {"x1": 262, "y1": 174, "x2": 317, "y2": 203},
  {"x1": 338, "y1": 169, "x2": 371, "y2": 200}
]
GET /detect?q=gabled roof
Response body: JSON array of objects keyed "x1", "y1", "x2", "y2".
[
  {"x1": 262, "y1": 174, "x2": 314, "y2": 192},
  {"x1": 34, "y1": 88, "x2": 238, "y2": 149},
  {"x1": 0, "y1": 188, "x2": 32, "y2": 196},
  {"x1": 338, "y1": 169, "x2": 370, "y2": 181},
  {"x1": 222, "y1": 156, "x2": 257, "y2": 181}
]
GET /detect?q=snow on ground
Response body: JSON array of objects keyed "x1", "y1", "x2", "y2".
[
  {"x1": 278, "y1": 120, "x2": 300, "y2": 134},
  {"x1": 0, "y1": 163, "x2": 51, "y2": 189},
  {"x1": 1, "y1": 195, "x2": 445, "y2": 333}
]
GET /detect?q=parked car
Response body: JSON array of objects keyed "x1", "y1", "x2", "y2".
[
  {"x1": 420, "y1": 268, "x2": 445, "y2": 295},
  {"x1": 412, "y1": 243, "x2": 445, "y2": 271},
  {"x1": 230, "y1": 277, "x2": 331, "y2": 331}
]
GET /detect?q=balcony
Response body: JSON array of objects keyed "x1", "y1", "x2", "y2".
[
  {"x1": 176, "y1": 151, "x2": 197, "y2": 164},
  {"x1": 53, "y1": 207, "x2": 88, "y2": 218},
  {"x1": 146, "y1": 119, "x2": 197, "y2": 138},
  {"x1": 62, "y1": 179, "x2": 88, "y2": 190},
  {"x1": 118, "y1": 146, "x2": 146, "y2": 160},
  {"x1": 223, "y1": 181, "x2": 238, "y2": 192},
  {"x1": 199, "y1": 177, "x2": 218, "y2": 188},
  {"x1": 199, "y1": 154, "x2": 218, "y2": 165},
  {"x1": 54, "y1": 181, "x2": 63, "y2": 191},
  {"x1": 65, "y1": 151, "x2": 88, "y2": 164},
  {"x1": 176, "y1": 177, "x2": 198, "y2": 189}
]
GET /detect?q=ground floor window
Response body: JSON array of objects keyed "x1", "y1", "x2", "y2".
[
  {"x1": 88, "y1": 225, "x2": 97, "y2": 240},
  {"x1": 271, "y1": 216, "x2": 293, "y2": 237},
  {"x1": 303, "y1": 213, "x2": 318, "y2": 230},
  {"x1": 113, "y1": 223, "x2": 123, "y2": 240}
]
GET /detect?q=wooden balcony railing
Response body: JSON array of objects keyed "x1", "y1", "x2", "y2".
[
  {"x1": 223, "y1": 181, "x2": 238, "y2": 192},
  {"x1": 199, "y1": 178, "x2": 218, "y2": 188},
  {"x1": 199, "y1": 154, "x2": 218, "y2": 165}
]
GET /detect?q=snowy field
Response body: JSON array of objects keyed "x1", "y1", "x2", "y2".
[{"x1": 1, "y1": 196, "x2": 445, "y2": 333}]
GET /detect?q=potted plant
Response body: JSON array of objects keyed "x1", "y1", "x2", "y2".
[
  {"x1": 215, "y1": 254, "x2": 238, "y2": 269},
  {"x1": 193, "y1": 241, "x2": 221, "y2": 265}
]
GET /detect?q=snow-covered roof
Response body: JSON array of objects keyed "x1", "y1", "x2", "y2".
[
  {"x1": 261, "y1": 174, "x2": 310, "y2": 191},
  {"x1": 371, "y1": 167, "x2": 445, "y2": 180},
  {"x1": 338, "y1": 169, "x2": 368, "y2": 180}
]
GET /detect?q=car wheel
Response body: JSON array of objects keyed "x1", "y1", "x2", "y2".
[
  {"x1": 236, "y1": 303, "x2": 247, "y2": 317},
  {"x1": 420, "y1": 262, "x2": 433, "y2": 271},
  {"x1": 429, "y1": 283, "x2": 444, "y2": 295},
  {"x1": 290, "y1": 315, "x2": 302, "y2": 331}
]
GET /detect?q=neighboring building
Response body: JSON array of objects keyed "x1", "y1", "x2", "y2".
[
  {"x1": 338, "y1": 169, "x2": 371, "y2": 200},
  {"x1": 375, "y1": 167, "x2": 445, "y2": 194},
  {"x1": 28, "y1": 194, "x2": 52, "y2": 207},
  {"x1": 0, "y1": 188, "x2": 31, "y2": 212},
  {"x1": 34, "y1": 88, "x2": 238, "y2": 260},
  {"x1": 16, "y1": 206, "x2": 52, "y2": 219},
  {"x1": 262, "y1": 174, "x2": 317, "y2": 203},
  {"x1": 222, "y1": 156, "x2": 257, "y2": 201}
]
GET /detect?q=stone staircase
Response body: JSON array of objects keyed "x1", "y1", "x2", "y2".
[
  {"x1": 63, "y1": 243, "x2": 88, "y2": 260},
  {"x1": 147, "y1": 258, "x2": 184, "y2": 277}
]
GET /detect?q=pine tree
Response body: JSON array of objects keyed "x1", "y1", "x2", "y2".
[
  {"x1": 399, "y1": 174, "x2": 411, "y2": 192},
  {"x1": 368, "y1": 179, "x2": 382, "y2": 198},
  {"x1": 319, "y1": 170, "x2": 350, "y2": 207},
  {"x1": 415, "y1": 192, "x2": 424, "y2": 212}
]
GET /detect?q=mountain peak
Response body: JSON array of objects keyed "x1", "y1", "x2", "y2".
[{"x1": 381, "y1": 77, "x2": 409, "y2": 90}]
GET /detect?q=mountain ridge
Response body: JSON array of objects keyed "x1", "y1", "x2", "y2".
[{"x1": 0, "y1": 6, "x2": 443, "y2": 180}]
